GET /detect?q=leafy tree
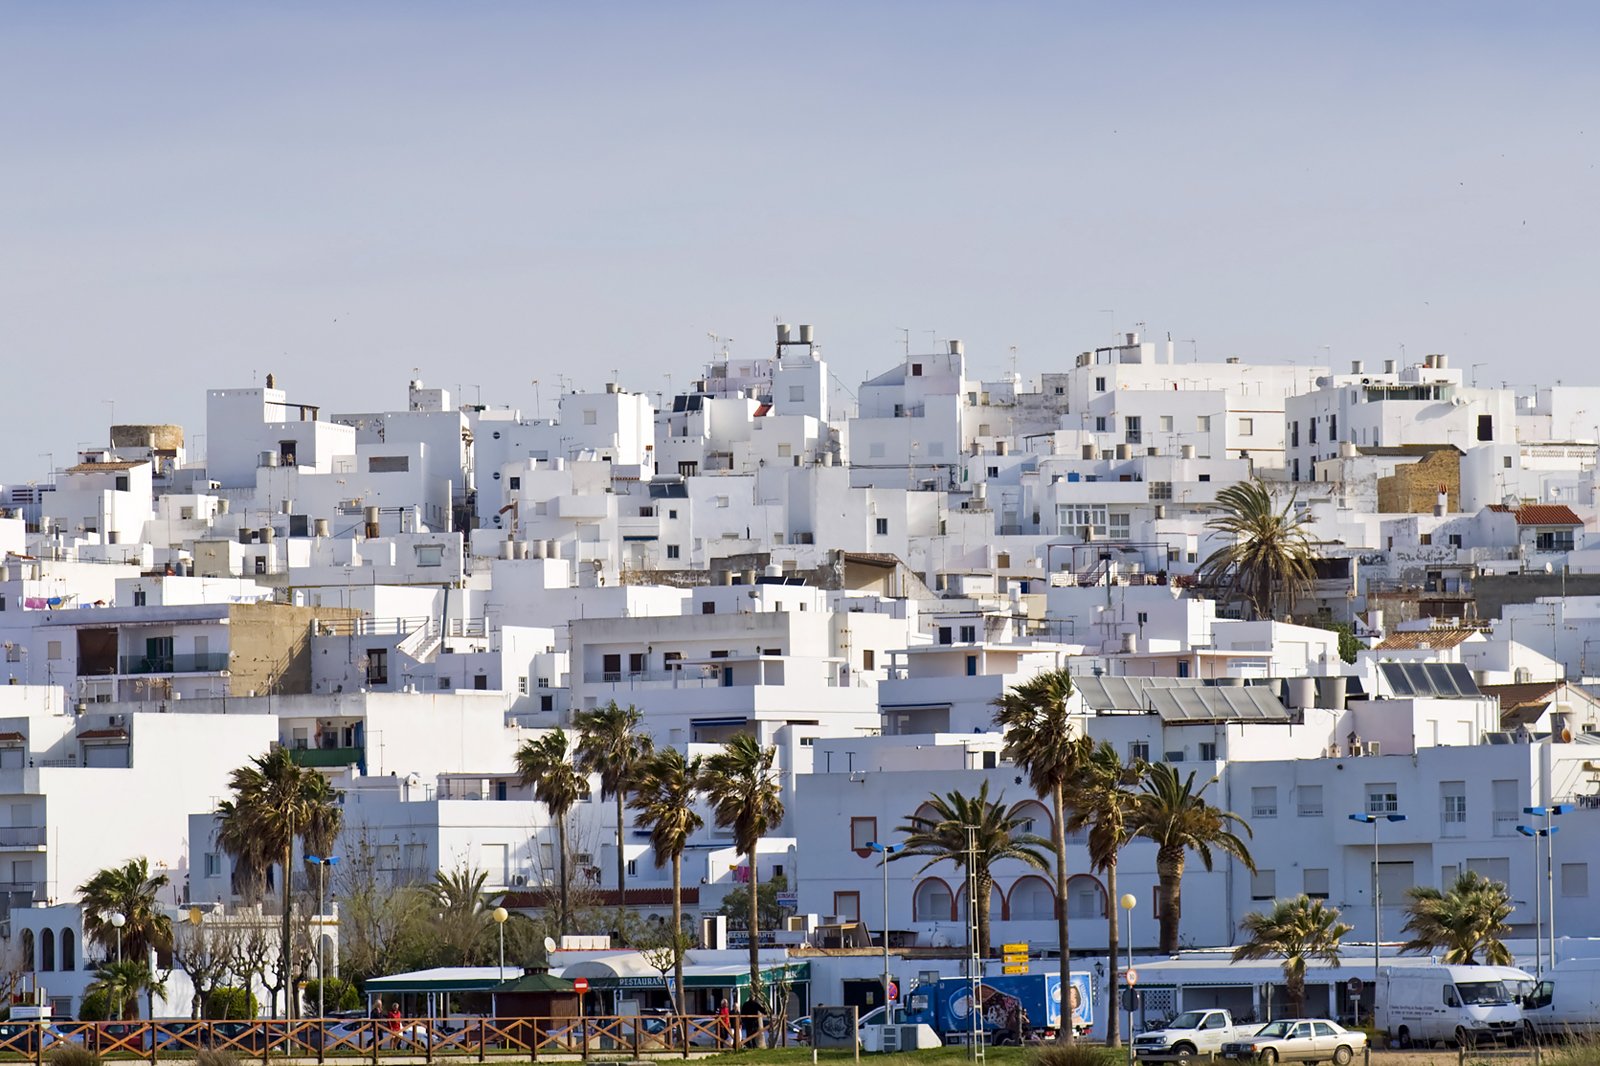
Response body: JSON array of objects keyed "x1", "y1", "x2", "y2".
[
  {"x1": 717, "y1": 874, "x2": 789, "y2": 931},
  {"x1": 1066, "y1": 742, "x2": 1146, "y2": 1045},
  {"x1": 216, "y1": 747, "x2": 342, "y2": 1017},
  {"x1": 1232, "y1": 895, "x2": 1352, "y2": 1016},
  {"x1": 1400, "y1": 871, "x2": 1513, "y2": 965},
  {"x1": 629, "y1": 746, "x2": 704, "y2": 1011},
  {"x1": 893, "y1": 782, "x2": 1051, "y2": 957},
  {"x1": 1127, "y1": 764, "x2": 1256, "y2": 954},
  {"x1": 85, "y1": 960, "x2": 166, "y2": 1020},
  {"x1": 992, "y1": 666, "x2": 1089, "y2": 1037},
  {"x1": 301, "y1": 977, "x2": 361, "y2": 1013},
  {"x1": 576, "y1": 702, "x2": 654, "y2": 930},
  {"x1": 701, "y1": 734, "x2": 785, "y2": 1009},
  {"x1": 1199, "y1": 478, "x2": 1317, "y2": 620},
  {"x1": 424, "y1": 865, "x2": 494, "y2": 965},
  {"x1": 171, "y1": 912, "x2": 241, "y2": 1019},
  {"x1": 515, "y1": 729, "x2": 591, "y2": 936},
  {"x1": 203, "y1": 986, "x2": 260, "y2": 1020}
]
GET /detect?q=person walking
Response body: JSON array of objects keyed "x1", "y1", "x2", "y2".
[{"x1": 718, "y1": 998, "x2": 732, "y2": 1048}]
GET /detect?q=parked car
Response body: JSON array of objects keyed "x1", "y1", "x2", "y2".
[{"x1": 1221, "y1": 1019, "x2": 1368, "y2": 1064}]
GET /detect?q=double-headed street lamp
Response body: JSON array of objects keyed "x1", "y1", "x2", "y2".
[
  {"x1": 1349, "y1": 812, "x2": 1406, "y2": 1018},
  {"x1": 1522, "y1": 804, "x2": 1572, "y2": 973},
  {"x1": 306, "y1": 855, "x2": 341, "y2": 1019},
  {"x1": 867, "y1": 841, "x2": 905, "y2": 1019}
]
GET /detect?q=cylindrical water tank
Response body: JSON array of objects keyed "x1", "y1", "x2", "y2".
[
  {"x1": 948, "y1": 339, "x2": 964, "y2": 357},
  {"x1": 776, "y1": 323, "x2": 792, "y2": 344},
  {"x1": 314, "y1": 518, "x2": 330, "y2": 537},
  {"x1": 1116, "y1": 444, "x2": 1131, "y2": 460},
  {"x1": 1082, "y1": 444, "x2": 1096, "y2": 460},
  {"x1": 260, "y1": 527, "x2": 274, "y2": 543},
  {"x1": 797, "y1": 324, "x2": 814, "y2": 344},
  {"x1": 1288, "y1": 676, "x2": 1317, "y2": 710},
  {"x1": 1181, "y1": 444, "x2": 1197, "y2": 460}
]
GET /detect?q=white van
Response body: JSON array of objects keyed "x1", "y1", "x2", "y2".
[
  {"x1": 1376, "y1": 964, "x2": 1528, "y2": 1047},
  {"x1": 1522, "y1": 957, "x2": 1600, "y2": 1039}
]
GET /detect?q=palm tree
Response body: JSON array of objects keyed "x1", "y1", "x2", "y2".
[
  {"x1": 515, "y1": 729, "x2": 590, "y2": 936},
  {"x1": 576, "y1": 701, "x2": 654, "y2": 927},
  {"x1": 1233, "y1": 895, "x2": 1352, "y2": 1016},
  {"x1": 78, "y1": 858, "x2": 174, "y2": 966},
  {"x1": 217, "y1": 747, "x2": 343, "y2": 1018},
  {"x1": 892, "y1": 782, "x2": 1052, "y2": 958},
  {"x1": 992, "y1": 666, "x2": 1089, "y2": 1031},
  {"x1": 701, "y1": 734, "x2": 785, "y2": 1009},
  {"x1": 86, "y1": 959, "x2": 166, "y2": 1020},
  {"x1": 1400, "y1": 871, "x2": 1513, "y2": 965},
  {"x1": 425, "y1": 865, "x2": 492, "y2": 965},
  {"x1": 629, "y1": 747, "x2": 705, "y2": 1012},
  {"x1": 1066, "y1": 743, "x2": 1147, "y2": 1045},
  {"x1": 1126, "y1": 764, "x2": 1255, "y2": 954},
  {"x1": 1198, "y1": 478, "x2": 1317, "y2": 620}
]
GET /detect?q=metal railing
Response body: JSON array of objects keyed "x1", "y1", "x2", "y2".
[{"x1": 117, "y1": 654, "x2": 230, "y2": 675}]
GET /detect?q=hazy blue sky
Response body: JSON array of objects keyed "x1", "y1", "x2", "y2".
[{"x1": 4, "y1": 3, "x2": 1598, "y2": 480}]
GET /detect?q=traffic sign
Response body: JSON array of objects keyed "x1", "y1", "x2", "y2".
[
  {"x1": 1002, "y1": 943, "x2": 1029, "y2": 955},
  {"x1": 1002, "y1": 964, "x2": 1029, "y2": 975},
  {"x1": 1347, "y1": 977, "x2": 1364, "y2": 995},
  {"x1": 572, "y1": 977, "x2": 590, "y2": 993},
  {"x1": 1123, "y1": 968, "x2": 1138, "y2": 986}
]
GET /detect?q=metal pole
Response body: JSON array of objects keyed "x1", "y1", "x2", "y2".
[
  {"x1": 1546, "y1": 811, "x2": 1558, "y2": 972},
  {"x1": 1125, "y1": 905, "x2": 1134, "y2": 1066},
  {"x1": 882, "y1": 854, "x2": 891, "y2": 1017},
  {"x1": 1371, "y1": 816, "x2": 1379, "y2": 1011},
  {"x1": 317, "y1": 861, "x2": 326, "y2": 1021}
]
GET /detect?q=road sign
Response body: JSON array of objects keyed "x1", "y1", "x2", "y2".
[
  {"x1": 1123, "y1": 968, "x2": 1138, "y2": 986},
  {"x1": 1002, "y1": 943, "x2": 1029, "y2": 955},
  {"x1": 572, "y1": 977, "x2": 590, "y2": 993},
  {"x1": 1002, "y1": 964, "x2": 1029, "y2": 975},
  {"x1": 1347, "y1": 977, "x2": 1364, "y2": 994}
]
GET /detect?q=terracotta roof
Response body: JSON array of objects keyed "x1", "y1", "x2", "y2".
[
  {"x1": 0, "y1": 732, "x2": 24, "y2": 744},
  {"x1": 497, "y1": 886, "x2": 699, "y2": 908},
  {"x1": 1487, "y1": 504, "x2": 1584, "y2": 526},
  {"x1": 77, "y1": 728, "x2": 128, "y2": 740},
  {"x1": 65, "y1": 460, "x2": 144, "y2": 473},
  {"x1": 754, "y1": 403, "x2": 772, "y2": 417},
  {"x1": 1375, "y1": 628, "x2": 1481, "y2": 650}
]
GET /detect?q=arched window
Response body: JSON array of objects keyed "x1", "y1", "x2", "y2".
[
  {"x1": 1007, "y1": 875, "x2": 1057, "y2": 920},
  {"x1": 60, "y1": 930, "x2": 75, "y2": 972},
  {"x1": 1067, "y1": 874, "x2": 1108, "y2": 919},
  {"x1": 19, "y1": 929, "x2": 34, "y2": 972},
  {"x1": 1012, "y1": 801, "x2": 1052, "y2": 838},
  {"x1": 39, "y1": 928, "x2": 53, "y2": 971},
  {"x1": 913, "y1": 878, "x2": 956, "y2": 921},
  {"x1": 911, "y1": 803, "x2": 942, "y2": 830},
  {"x1": 957, "y1": 883, "x2": 1006, "y2": 922}
]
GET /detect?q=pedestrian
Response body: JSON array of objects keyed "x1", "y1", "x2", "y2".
[
  {"x1": 389, "y1": 1003, "x2": 404, "y2": 1048},
  {"x1": 718, "y1": 998, "x2": 731, "y2": 1047}
]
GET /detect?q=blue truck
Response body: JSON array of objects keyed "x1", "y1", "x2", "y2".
[{"x1": 903, "y1": 972, "x2": 1094, "y2": 1044}]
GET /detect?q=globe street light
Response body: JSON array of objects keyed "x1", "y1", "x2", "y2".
[
  {"x1": 867, "y1": 841, "x2": 905, "y2": 1020},
  {"x1": 1349, "y1": 812, "x2": 1406, "y2": 1020},
  {"x1": 493, "y1": 907, "x2": 510, "y2": 975},
  {"x1": 1120, "y1": 893, "x2": 1137, "y2": 1066},
  {"x1": 306, "y1": 855, "x2": 341, "y2": 1019},
  {"x1": 108, "y1": 911, "x2": 126, "y2": 964}
]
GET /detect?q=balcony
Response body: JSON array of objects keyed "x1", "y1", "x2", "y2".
[
  {"x1": 0, "y1": 828, "x2": 45, "y2": 849},
  {"x1": 289, "y1": 746, "x2": 365, "y2": 770},
  {"x1": 117, "y1": 653, "x2": 229, "y2": 675}
]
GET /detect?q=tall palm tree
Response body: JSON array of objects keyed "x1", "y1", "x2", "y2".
[
  {"x1": 1126, "y1": 764, "x2": 1255, "y2": 954},
  {"x1": 86, "y1": 959, "x2": 166, "y2": 1020},
  {"x1": 629, "y1": 747, "x2": 705, "y2": 1012},
  {"x1": 992, "y1": 666, "x2": 1089, "y2": 1032},
  {"x1": 576, "y1": 701, "x2": 654, "y2": 926},
  {"x1": 1066, "y1": 743, "x2": 1147, "y2": 1045},
  {"x1": 701, "y1": 734, "x2": 785, "y2": 1008},
  {"x1": 1400, "y1": 871, "x2": 1513, "y2": 965},
  {"x1": 217, "y1": 747, "x2": 343, "y2": 1018},
  {"x1": 1233, "y1": 895, "x2": 1352, "y2": 1017},
  {"x1": 1198, "y1": 478, "x2": 1317, "y2": 620},
  {"x1": 78, "y1": 858, "x2": 174, "y2": 966},
  {"x1": 892, "y1": 782, "x2": 1052, "y2": 958},
  {"x1": 515, "y1": 729, "x2": 591, "y2": 936},
  {"x1": 425, "y1": 865, "x2": 492, "y2": 965}
]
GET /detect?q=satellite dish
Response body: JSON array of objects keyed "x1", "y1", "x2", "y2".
[{"x1": 544, "y1": 936, "x2": 558, "y2": 954}]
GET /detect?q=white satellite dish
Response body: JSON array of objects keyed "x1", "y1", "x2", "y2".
[{"x1": 543, "y1": 936, "x2": 558, "y2": 954}]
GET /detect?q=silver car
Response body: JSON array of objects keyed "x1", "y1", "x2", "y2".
[{"x1": 1220, "y1": 1019, "x2": 1368, "y2": 1065}]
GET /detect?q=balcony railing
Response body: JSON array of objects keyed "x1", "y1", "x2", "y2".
[
  {"x1": 0, "y1": 828, "x2": 46, "y2": 848},
  {"x1": 289, "y1": 746, "x2": 365, "y2": 769},
  {"x1": 117, "y1": 653, "x2": 229, "y2": 674}
]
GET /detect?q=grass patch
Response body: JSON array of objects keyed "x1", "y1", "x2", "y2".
[{"x1": 704, "y1": 1047, "x2": 1042, "y2": 1066}]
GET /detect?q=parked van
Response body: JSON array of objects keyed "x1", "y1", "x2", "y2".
[
  {"x1": 1522, "y1": 957, "x2": 1600, "y2": 1040},
  {"x1": 1376, "y1": 964, "x2": 1528, "y2": 1048}
]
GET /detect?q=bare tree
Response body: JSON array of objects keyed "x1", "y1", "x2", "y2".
[{"x1": 172, "y1": 916, "x2": 242, "y2": 1019}]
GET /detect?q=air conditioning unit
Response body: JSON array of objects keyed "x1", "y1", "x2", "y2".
[
  {"x1": 512, "y1": 874, "x2": 528, "y2": 886},
  {"x1": 573, "y1": 852, "x2": 593, "y2": 866},
  {"x1": 109, "y1": 714, "x2": 126, "y2": 727}
]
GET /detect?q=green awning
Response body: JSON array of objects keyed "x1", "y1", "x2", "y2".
[
  {"x1": 367, "y1": 967, "x2": 518, "y2": 994},
  {"x1": 496, "y1": 973, "x2": 576, "y2": 994}
]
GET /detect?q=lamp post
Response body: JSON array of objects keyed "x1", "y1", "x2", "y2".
[
  {"x1": 867, "y1": 841, "x2": 905, "y2": 1020},
  {"x1": 1525, "y1": 805, "x2": 1572, "y2": 972},
  {"x1": 493, "y1": 907, "x2": 510, "y2": 974},
  {"x1": 306, "y1": 855, "x2": 341, "y2": 1019},
  {"x1": 1349, "y1": 812, "x2": 1405, "y2": 1021},
  {"x1": 1515, "y1": 825, "x2": 1550, "y2": 979},
  {"x1": 109, "y1": 911, "x2": 126, "y2": 964},
  {"x1": 1119, "y1": 893, "x2": 1136, "y2": 1066}
]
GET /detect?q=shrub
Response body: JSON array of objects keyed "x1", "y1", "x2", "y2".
[
  {"x1": 203, "y1": 986, "x2": 259, "y2": 1020},
  {"x1": 302, "y1": 977, "x2": 361, "y2": 1014},
  {"x1": 46, "y1": 1046, "x2": 102, "y2": 1066},
  {"x1": 76, "y1": 990, "x2": 109, "y2": 1022},
  {"x1": 1033, "y1": 1043, "x2": 1123, "y2": 1066},
  {"x1": 196, "y1": 1049, "x2": 241, "y2": 1066}
]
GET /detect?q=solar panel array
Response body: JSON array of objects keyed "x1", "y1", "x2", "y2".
[
  {"x1": 1074, "y1": 676, "x2": 1290, "y2": 722},
  {"x1": 1378, "y1": 661, "x2": 1481, "y2": 698}
]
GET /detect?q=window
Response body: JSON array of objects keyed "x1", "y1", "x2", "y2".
[
  {"x1": 1492, "y1": 779, "x2": 1519, "y2": 835},
  {"x1": 1251, "y1": 869, "x2": 1276, "y2": 900},
  {"x1": 1150, "y1": 481, "x2": 1172, "y2": 501},
  {"x1": 365, "y1": 648, "x2": 388, "y2": 686},
  {"x1": 517, "y1": 676, "x2": 528, "y2": 695},
  {"x1": 1562, "y1": 862, "x2": 1589, "y2": 897},
  {"x1": 1239, "y1": 417, "x2": 1254, "y2": 436},
  {"x1": 875, "y1": 518, "x2": 888, "y2": 535},
  {"x1": 414, "y1": 544, "x2": 444, "y2": 567},
  {"x1": 1109, "y1": 512, "x2": 1130, "y2": 539},
  {"x1": 788, "y1": 385, "x2": 806, "y2": 403},
  {"x1": 1198, "y1": 741, "x2": 1217, "y2": 760},
  {"x1": 1095, "y1": 377, "x2": 1106, "y2": 392},
  {"x1": 1094, "y1": 416, "x2": 1109, "y2": 432},
  {"x1": 1125, "y1": 416, "x2": 1142, "y2": 444},
  {"x1": 959, "y1": 625, "x2": 977, "y2": 643},
  {"x1": 1478, "y1": 414, "x2": 1494, "y2": 441},
  {"x1": 204, "y1": 852, "x2": 222, "y2": 878},
  {"x1": 966, "y1": 655, "x2": 978, "y2": 676},
  {"x1": 133, "y1": 589, "x2": 147, "y2": 607},
  {"x1": 367, "y1": 455, "x2": 410, "y2": 473},
  {"x1": 1537, "y1": 530, "x2": 1575, "y2": 552},
  {"x1": 46, "y1": 641, "x2": 60, "y2": 661},
  {"x1": 1464, "y1": 856, "x2": 1511, "y2": 885},
  {"x1": 1160, "y1": 416, "x2": 1173, "y2": 432},
  {"x1": 1197, "y1": 416, "x2": 1211, "y2": 432},
  {"x1": 540, "y1": 695, "x2": 554, "y2": 711},
  {"x1": 1250, "y1": 787, "x2": 1277, "y2": 818},
  {"x1": 911, "y1": 363, "x2": 923, "y2": 377},
  {"x1": 1303, "y1": 868, "x2": 1329, "y2": 899},
  {"x1": 1129, "y1": 740, "x2": 1150, "y2": 762},
  {"x1": 1366, "y1": 783, "x2": 1399, "y2": 814},
  {"x1": 1441, "y1": 781, "x2": 1467, "y2": 836},
  {"x1": 715, "y1": 495, "x2": 730, "y2": 508},
  {"x1": 666, "y1": 545, "x2": 680, "y2": 560},
  {"x1": 508, "y1": 476, "x2": 521, "y2": 490},
  {"x1": 833, "y1": 891, "x2": 861, "y2": 922},
  {"x1": 862, "y1": 649, "x2": 875, "y2": 671},
  {"x1": 987, "y1": 466, "x2": 999, "y2": 478},
  {"x1": 1065, "y1": 877, "x2": 1104, "y2": 919},
  {"x1": 1297, "y1": 785, "x2": 1323, "y2": 817},
  {"x1": 583, "y1": 409, "x2": 598, "y2": 425},
  {"x1": 701, "y1": 601, "x2": 715, "y2": 614},
  {"x1": 850, "y1": 817, "x2": 877, "y2": 851},
  {"x1": 1291, "y1": 421, "x2": 1300, "y2": 447}
]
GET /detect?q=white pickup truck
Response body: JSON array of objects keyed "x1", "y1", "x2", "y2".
[{"x1": 1133, "y1": 1009, "x2": 1254, "y2": 1062}]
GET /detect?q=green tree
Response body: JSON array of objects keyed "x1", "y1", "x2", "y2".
[
  {"x1": 77, "y1": 858, "x2": 174, "y2": 967},
  {"x1": 992, "y1": 666, "x2": 1089, "y2": 1037},
  {"x1": 1400, "y1": 871, "x2": 1513, "y2": 965},
  {"x1": 717, "y1": 874, "x2": 788, "y2": 931},
  {"x1": 85, "y1": 960, "x2": 166, "y2": 1020},
  {"x1": 514, "y1": 729, "x2": 590, "y2": 936},
  {"x1": 629, "y1": 746, "x2": 704, "y2": 1011},
  {"x1": 216, "y1": 747, "x2": 343, "y2": 1018},
  {"x1": 701, "y1": 734, "x2": 785, "y2": 1008},
  {"x1": 1127, "y1": 764, "x2": 1256, "y2": 954},
  {"x1": 1198, "y1": 478, "x2": 1318, "y2": 620},
  {"x1": 893, "y1": 782, "x2": 1051, "y2": 957},
  {"x1": 1233, "y1": 895, "x2": 1353, "y2": 1016},
  {"x1": 1066, "y1": 742, "x2": 1147, "y2": 1045},
  {"x1": 423, "y1": 865, "x2": 493, "y2": 965},
  {"x1": 576, "y1": 701, "x2": 654, "y2": 929}
]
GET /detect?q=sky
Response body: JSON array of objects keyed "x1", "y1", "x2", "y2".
[{"x1": 3, "y1": 2, "x2": 1599, "y2": 482}]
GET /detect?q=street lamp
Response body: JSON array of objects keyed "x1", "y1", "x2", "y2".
[
  {"x1": 1349, "y1": 812, "x2": 1406, "y2": 1019},
  {"x1": 1516, "y1": 826, "x2": 1552, "y2": 979},
  {"x1": 1119, "y1": 893, "x2": 1136, "y2": 1066},
  {"x1": 108, "y1": 911, "x2": 126, "y2": 964},
  {"x1": 1523, "y1": 804, "x2": 1573, "y2": 972},
  {"x1": 306, "y1": 855, "x2": 341, "y2": 1019},
  {"x1": 867, "y1": 841, "x2": 905, "y2": 1019},
  {"x1": 493, "y1": 907, "x2": 510, "y2": 975}
]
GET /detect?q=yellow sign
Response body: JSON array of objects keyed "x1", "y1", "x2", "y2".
[
  {"x1": 1002, "y1": 964, "x2": 1029, "y2": 975},
  {"x1": 1002, "y1": 943, "x2": 1028, "y2": 955}
]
